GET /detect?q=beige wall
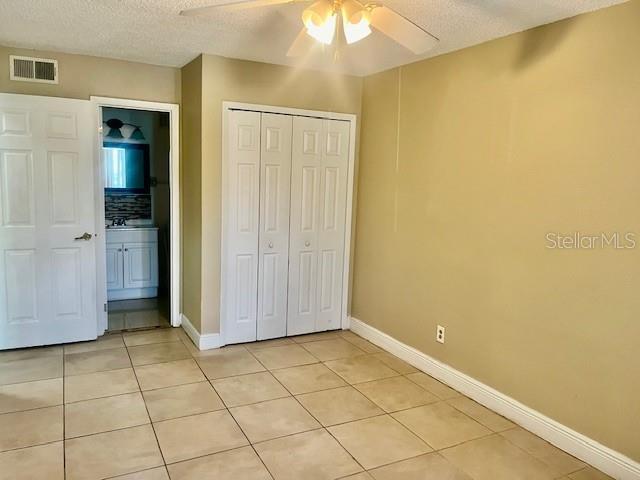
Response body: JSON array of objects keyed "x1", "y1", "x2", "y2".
[
  {"x1": 182, "y1": 54, "x2": 363, "y2": 334},
  {"x1": 0, "y1": 46, "x2": 180, "y2": 103},
  {"x1": 180, "y1": 57, "x2": 204, "y2": 330},
  {"x1": 353, "y1": 0, "x2": 640, "y2": 462}
]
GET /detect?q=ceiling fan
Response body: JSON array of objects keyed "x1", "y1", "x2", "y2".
[{"x1": 180, "y1": 0, "x2": 439, "y2": 57}]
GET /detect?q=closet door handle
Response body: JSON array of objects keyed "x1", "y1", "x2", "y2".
[
  {"x1": 268, "y1": 242, "x2": 274, "y2": 249},
  {"x1": 305, "y1": 241, "x2": 311, "y2": 247}
]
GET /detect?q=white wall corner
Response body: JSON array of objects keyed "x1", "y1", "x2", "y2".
[
  {"x1": 180, "y1": 314, "x2": 222, "y2": 351},
  {"x1": 349, "y1": 316, "x2": 640, "y2": 480}
]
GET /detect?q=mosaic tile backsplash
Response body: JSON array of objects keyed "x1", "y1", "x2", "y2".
[{"x1": 105, "y1": 194, "x2": 152, "y2": 221}]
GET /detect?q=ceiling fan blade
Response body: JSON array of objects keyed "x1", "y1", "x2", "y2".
[
  {"x1": 180, "y1": 0, "x2": 294, "y2": 16},
  {"x1": 287, "y1": 28, "x2": 316, "y2": 57},
  {"x1": 369, "y1": 5, "x2": 438, "y2": 55}
]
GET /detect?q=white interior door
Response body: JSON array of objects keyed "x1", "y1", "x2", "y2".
[
  {"x1": 287, "y1": 117, "x2": 349, "y2": 336},
  {"x1": 257, "y1": 113, "x2": 292, "y2": 340},
  {"x1": 0, "y1": 93, "x2": 97, "y2": 349},
  {"x1": 224, "y1": 110, "x2": 261, "y2": 344}
]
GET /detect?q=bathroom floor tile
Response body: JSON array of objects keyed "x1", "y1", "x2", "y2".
[{"x1": 108, "y1": 467, "x2": 170, "y2": 479}]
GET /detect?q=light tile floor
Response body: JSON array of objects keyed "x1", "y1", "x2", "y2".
[{"x1": 0, "y1": 328, "x2": 612, "y2": 480}]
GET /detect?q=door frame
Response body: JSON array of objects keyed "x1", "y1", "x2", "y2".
[
  {"x1": 91, "y1": 96, "x2": 181, "y2": 333},
  {"x1": 220, "y1": 101, "x2": 357, "y2": 345}
]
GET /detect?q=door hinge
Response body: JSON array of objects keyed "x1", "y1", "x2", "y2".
[{"x1": 104, "y1": 303, "x2": 108, "y2": 312}]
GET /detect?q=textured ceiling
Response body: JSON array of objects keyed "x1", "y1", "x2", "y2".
[{"x1": 0, "y1": 0, "x2": 628, "y2": 76}]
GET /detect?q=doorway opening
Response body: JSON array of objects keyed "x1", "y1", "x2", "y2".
[
  {"x1": 101, "y1": 107, "x2": 170, "y2": 332},
  {"x1": 92, "y1": 97, "x2": 180, "y2": 336}
]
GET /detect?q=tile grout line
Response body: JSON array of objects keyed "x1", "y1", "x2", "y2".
[
  {"x1": 170, "y1": 339, "x2": 277, "y2": 480},
  {"x1": 123, "y1": 339, "x2": 168, "y2": 473}
]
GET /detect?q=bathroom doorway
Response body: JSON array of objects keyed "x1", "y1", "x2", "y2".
[{"x1": 92, "y1": 97, "x2": 180, "y2": 335}]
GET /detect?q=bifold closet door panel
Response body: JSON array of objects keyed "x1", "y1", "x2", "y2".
[
  {"x1": 225, "y1": 110, "x2": 261, "y2": 343},
  {"x1": 316, "y1": 119, "x2": 350, "y2": 330},
  {"x1": 287, "y1": 116, "x2": 323, "y2": 336},
  {"x1": 257, "y1": 113, "x2": 293, "y2": 340}
]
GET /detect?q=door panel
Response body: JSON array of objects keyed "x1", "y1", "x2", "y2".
[
  {"x1": 224, "y1": 110, "x2": 261, "y2": 343},
  {"x1": 106, "y1": 244, "x2": 123, "y2": 290},
  {"x1": 287, "y1": 116, "x2": 323, "y2": 336},
  {"x1": 288, "y1": 117, "x2": 349, "y2": 335},
  {"x1": 316, "y1": 119, "x2": 350, "y2": 330},
  {"x1": 257, "y1": 113, "x2": 292, "y2": 340},
  {"x1": 123, "y1": 243, "x2": 158, "y2": 289},
  {"x1": 0, "y1": 93, "x2": 96, "y2": 349}
]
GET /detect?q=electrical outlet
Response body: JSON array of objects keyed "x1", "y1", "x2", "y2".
[{"x1": 436, "y1": 325, "x2": 445, "y2": 344}]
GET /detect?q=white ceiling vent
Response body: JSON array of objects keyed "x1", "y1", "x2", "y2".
[{"x1": 10, "y1": 55, "x2": 58, "y2": 84}]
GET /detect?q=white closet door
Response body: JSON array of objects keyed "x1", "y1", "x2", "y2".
[
  {"x1": 257, "y1": 113, "x2": 292, "y2": 340},
  {"x1": 224, "y1": 110, "x2": 261, "y2": 343},
  {"x1": 316, "y1": 119, "x2": 350, "y2": 330},
  {"x1": 287, "y1": 116, "x2": 323, "y2": 336}
]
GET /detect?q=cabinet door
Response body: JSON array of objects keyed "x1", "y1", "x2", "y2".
[
  {"x1": 123, "y1": 242, "x2": 158, "y2": 289},
  {"x1": 257, "y1": 113, "x2": 292, "y2": 340},
  {"x1": 106, "y1": 244, "x2": 123, "y2": 290}
]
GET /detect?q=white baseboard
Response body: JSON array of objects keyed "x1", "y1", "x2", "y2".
[
  {"x1": 350, "y1": 317, "x2": 640, "y2": 480},
  {"x1": 180, "y1": 314, "x2": 222, "y2": 350}
]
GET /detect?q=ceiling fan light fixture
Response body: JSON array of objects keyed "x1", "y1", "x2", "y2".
[
  {"x1": 302, "y1": 0, "x2": 337, "y2": 45},
  {"x1": 342, "y1": 5, "x2": 371, "y2": 44}
]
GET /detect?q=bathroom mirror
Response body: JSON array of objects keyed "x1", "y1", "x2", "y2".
[{"x1": 103, "y1": 142, "x2": 150, "y2": 194}]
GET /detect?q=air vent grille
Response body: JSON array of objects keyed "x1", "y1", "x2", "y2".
[{"x1": 10, "y1": 55, "x2": 58, "y2": 84}]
